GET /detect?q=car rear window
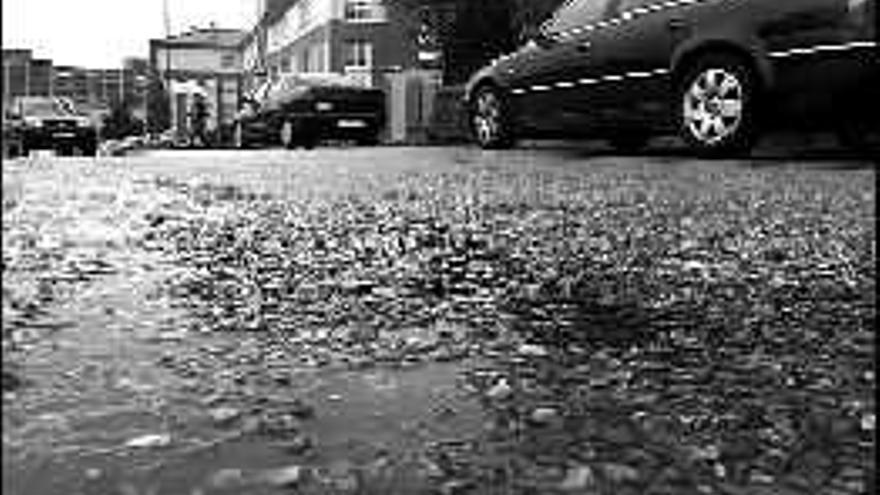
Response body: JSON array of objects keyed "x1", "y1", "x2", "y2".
[{"x1": 18, "y1": 98, "x2": 77, "y2": 116}]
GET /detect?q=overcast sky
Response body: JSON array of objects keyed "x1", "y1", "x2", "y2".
[{"x1": 3, "y1": 0, "x2": 259, "y2": 68}]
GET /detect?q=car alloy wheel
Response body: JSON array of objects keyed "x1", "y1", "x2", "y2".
[
  {"x1": 472, "y1": 86, "x2": 513, "y2": 149},
  {"x1": 280, "y1": 120, "x2": 296, "y2": 149},
  {"x1": 80, "y1": 140, "x2": 97, "y2": 157},
  {"x1": 678, "y1": 55, "x2": 758, "y2": 155}
]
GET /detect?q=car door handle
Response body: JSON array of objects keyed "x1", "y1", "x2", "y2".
[{"x1": 667, "y1": 18, "x2": 686, "y2": 31}]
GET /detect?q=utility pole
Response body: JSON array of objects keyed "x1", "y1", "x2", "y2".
[{"x1": 163, "y1": 0, "x2": 172, "y2": 132}]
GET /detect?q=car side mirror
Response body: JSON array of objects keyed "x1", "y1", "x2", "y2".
[{"x1": 522, "y1": 25, "x2": 555, "y2": 48}]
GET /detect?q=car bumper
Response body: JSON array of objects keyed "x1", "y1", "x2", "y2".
[
  {"x1": 22, "y1": 127, "x2": 97, "y2": 148},
  {"x1": 287, "y1": 112, "x2": 384, "y2": 138},
  {"x1": 238, "y1": 112, "x2": 384, "y2": 145}
]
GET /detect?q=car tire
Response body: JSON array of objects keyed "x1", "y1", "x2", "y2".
[
  {"x1": 677, "y1": 54, "x2": 759, "y2": 156},
  {"x1": 836, "y1": 120, "x2": 878, "y2": 154},
  {"x1": 80, "y1": 141, "x2": 97, "y2": 157},
  {"x1": 471, "y1": 85, "x2": 515, "y2": 149},
  {"x1": 280, "y1": 120, "x2": 299, "y2": 149},
  {"x1": 608, "y1": 133, "x2": 650, "y2": 153},
  {"x1": 6, "y1": 140, "x2": 22, "y2": 158},
  {"x1": 356, "y1": 133, "x2": 380, "y2": 146}
]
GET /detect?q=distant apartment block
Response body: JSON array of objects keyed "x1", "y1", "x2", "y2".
[
  {"x1": 242, "y1": 0, "x2": 429, "y2": 91},
  {"x1": 3, "y1": 49, "x2": 52, "y2": 105},
  {"x1": 3, "y1": 49, "x2": 149, "y2": 119},
  {"x1": 149, "y1": 27, "x2": 247, "y2": 133}
]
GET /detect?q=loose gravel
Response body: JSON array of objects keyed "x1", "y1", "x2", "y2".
[{"x1": 3, "y1": 149, "x2": 875, "y2": 495}]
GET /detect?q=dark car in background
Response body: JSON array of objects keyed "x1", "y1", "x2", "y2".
[
  {"x1": 465, "y1": 0, "x2": 878, "y2": 154},
  {"x1": 233, "y1": 73, "x2": 386, "y2": 149},
  {"x1": 6, "y1": 97, "x2": 99, "y2": 156}
]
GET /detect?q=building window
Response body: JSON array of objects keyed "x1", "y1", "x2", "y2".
[
  {"x1": 300, "y1": 48, "x2": 310, "y2": 73},
  {"x1": 297, "y1": 0, "x2": 314, "y2": 30},
  {"x1": 344, "y1": 40, "x2": 373, "y2": 68},
  {"x1": 220, "y1": 52, "x2": 236, "y2": 69},
  {"x1": 345, "y1": 0, "x2": 385, "y2": 22},
  {"x1": 309, "y1": 43, "x2": 326, "y2": 72}
]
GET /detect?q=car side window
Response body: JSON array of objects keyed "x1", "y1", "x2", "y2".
[{"x1": 541, "y1": 0, "x2": 616, "y2": 36}]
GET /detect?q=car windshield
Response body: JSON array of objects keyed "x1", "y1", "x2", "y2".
[
  {"x1": 279, "y1": 73, "x2": 354, "y2": 90},
  {"x1": 18, "y1": 98, "x2": 78, "y2": 116}
]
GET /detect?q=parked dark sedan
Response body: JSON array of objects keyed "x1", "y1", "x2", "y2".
[
  {"x1": 7, "y1": 97, "x2": 98, "y2": 156},
  {"x1": 233, "y1": 73, "x2": 386, "y2": 149},
  {"x1": 465, "y1": 0, "x2": 878, "y2": 154}
]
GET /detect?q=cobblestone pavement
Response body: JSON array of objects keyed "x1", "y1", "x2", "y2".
[{"x1": 2, "y1": 146, "x2": 875, "y2": 495}]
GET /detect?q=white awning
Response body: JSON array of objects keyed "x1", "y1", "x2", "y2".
[{"x1": 170, "y1": 80, "x2": 209, "y2": 96}]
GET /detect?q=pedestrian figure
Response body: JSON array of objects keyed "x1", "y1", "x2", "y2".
[{"x1": 190, "y1": 94, "x2": 209, "y2": 147}]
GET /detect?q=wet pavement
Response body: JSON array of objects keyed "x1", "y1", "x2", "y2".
[{"x1": 2, "y1": 146, "x2": 876, "y2": 495}]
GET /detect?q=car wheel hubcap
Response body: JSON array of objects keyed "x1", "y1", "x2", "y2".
[
  {"x1": 473, "y1": 91, "x2": 501, "y2": 144},
  {"x1": 683, "y1": 68, "x2": 744, "y2": 145}
]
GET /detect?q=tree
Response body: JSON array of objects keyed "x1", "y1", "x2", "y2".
[
  {"x1": 102, "y1": 98, "x2": 145, "y2": 140},
  {"x1": 146, "y1": 72, "x2": 171, "y2": 134},
  {"x1": 389, "y1": 0, "x2": 566, "y2": 85}
]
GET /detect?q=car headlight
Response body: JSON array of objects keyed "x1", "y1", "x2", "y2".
[
  {"x1": 23, "y1": 117, "x2": 43, "y2": 128},
  {"x1": 315, "y1": 101, "x2": 334, "y2": 112},
  {"x1": 75, "y1": 117, "x2": 91, "y2": 128}
]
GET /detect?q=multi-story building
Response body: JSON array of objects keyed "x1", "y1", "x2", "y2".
[
  {"x1": 149, "y1": 27, "x2": 247, "y2": 135},
  {"x1": 3, "y1": 49, "x2": 32, "y2": 107},
  {"x1": 27, "y1": 59, "x2": 53, "y2": 97},
  {"x1": 241, "y1": 0, "x2": 448, "y2": 143},
  {"x1": 2, "y1": 49, "x2": 52, "y2": 106},
  {"x1": 246, "y1": 0, "x2": 427, "y2": 89},
  {"x1": 53, "y1": 65, "x2": 90, "y2": 104}
]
